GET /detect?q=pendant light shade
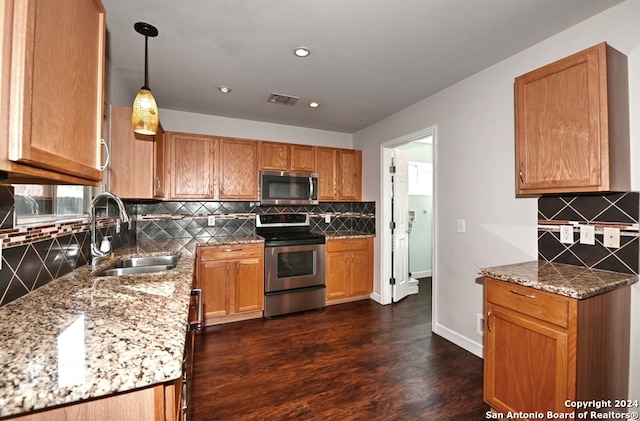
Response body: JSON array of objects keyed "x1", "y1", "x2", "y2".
[{"x1": 132, "y1": 22, "x2": 159, "y2": 135}]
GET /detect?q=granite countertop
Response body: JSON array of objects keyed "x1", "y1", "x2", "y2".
[
  {"x1": 0, "y1": 241, "x2": 192, "y2": 418},
  {"x1": 478, "y1": 260, "x2": 639, "y2": 299}
]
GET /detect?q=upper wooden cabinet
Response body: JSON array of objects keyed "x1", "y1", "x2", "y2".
[
  {"x1": 515, "y1": 42, "x2": 630, "y2": 196},
  {"x1": 317, "y1": 147, "x2": 362, "y2": 201},
  {"x1": 0, "y1": 0, "x2": 106, "y2": 185},
  {"x1": 109, "y1": 106, "x2": 153, "y2": 199},
  {"x1": 259, "y1": 142, "x2": 316, "y2": 172},
  {"x1": 167, "y1": 132, "x2": 216, "y2": 199},
  {"x1": 218, "y1": 137, "x2": 259, "y2": 200}
]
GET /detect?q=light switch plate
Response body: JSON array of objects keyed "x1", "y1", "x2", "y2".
[
  {"x1": 603, "y1": 227, "x2": 620, "y2": 248},
  {"x1": 579, "y1": 225, "x2": 595, "y2": 245},
  {"x1": 325, "y1": 214, "x2": 331, "y2": 223},
  {"x1": 456, "y1": 219, "x2": 466, "y2": 234},
  {"x1": 207, "y1": 215, "x2": 216, "y2": 226}
]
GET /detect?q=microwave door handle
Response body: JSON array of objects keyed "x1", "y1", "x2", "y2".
[{"x1": 309, "y1": 176, "x2": 314, "y2": 201}]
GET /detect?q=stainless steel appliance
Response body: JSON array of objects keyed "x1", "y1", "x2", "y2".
[
  {"x1": 256, "y1": 213, "x2": 326, "y2": 317},
  {"x1": 259, "y1": 170, "x2": 319, "y2": 205}
]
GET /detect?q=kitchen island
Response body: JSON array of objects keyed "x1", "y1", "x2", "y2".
[
  {"x1": 479, "y1": 260, "x2": 637, "y2": 416},
  {"x1": 0, "y1": 236, "x2": 262, "y2": 420}
]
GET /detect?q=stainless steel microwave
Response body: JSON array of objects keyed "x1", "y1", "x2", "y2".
[{"x1": 259, "y1": 171, "x2": 319, "y2": 205}]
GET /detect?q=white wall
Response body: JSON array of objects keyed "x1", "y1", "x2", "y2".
[{"x1": 354, "y1": 0, "x2": 640, "y2": 400}]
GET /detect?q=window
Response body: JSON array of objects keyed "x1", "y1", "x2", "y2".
[{"x1": 14, "y1": 185, "x2": 90, "y2": 225}]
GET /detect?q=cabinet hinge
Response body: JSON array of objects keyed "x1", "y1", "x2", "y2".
[
  {"x1": 389, "y1": 165, "x2": 396, "y2": 174},
  {"x1": 389, "y1": 277, "x2": 396, "y2": 285},
  {"x1": 389, "y1": 221, "x2": 396, "y2": 230}
]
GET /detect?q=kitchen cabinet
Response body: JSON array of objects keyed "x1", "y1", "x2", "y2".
[
  {"x1": 260, "y1": 141, "x2": 316, "y2": 172},
  {"x1": 9, "y1": 379, "x2": 182, "y2": 421},
  {"x1": 109, "y1": 105, "x2": 165, "y2": 199},
  {"x1": 196, "y1": 243, "x2": 264, "y2": 325},
  {"x1": 167, "y1": 132, "x2": 216, "y2": 199},
  {"x1": 217, "y1": 136, "x2": 259, "y2": 200},
  {"x1": 0, "y1": 0, "x2": 106, "y2": 185},
  {"x1": 514, "y1": 42, "x2": 630, "y2": 195},
  {"x1": 326, "y1": 237, "x2": 373, "y2": 304},
  {"x1": 317, "y1": 147, "x2": 362, "y2": 201},
  {"x1": 484, "y1": 277, "x2": 630, "y2": 415}
]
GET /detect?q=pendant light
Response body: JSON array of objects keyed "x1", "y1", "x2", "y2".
[{"x1": 132, "y1": 22, "x2": 159, "y2": 135}]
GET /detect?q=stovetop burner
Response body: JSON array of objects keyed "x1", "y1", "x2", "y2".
[{"x1": 255, "y1": 213, "x2": 325, "y2": 246}]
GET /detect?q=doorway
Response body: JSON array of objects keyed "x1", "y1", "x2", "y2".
[{"x1": 380, "y1": 128, "x2": 435, "y2": 310}]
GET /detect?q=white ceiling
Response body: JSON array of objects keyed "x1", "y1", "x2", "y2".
[{"x1": 102, "y1": 0, "x2": 623, "y2": 134}]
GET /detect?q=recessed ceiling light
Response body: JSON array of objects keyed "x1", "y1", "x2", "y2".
[
  {"x1": 309, "y1": 102, "x2": 319, "y2": 108},
  {"x1": 294, "y1": 47, "x2": 310, "y2": 58},
  {"x1": 218, "y1": 86, "x2": 232, "y2": 94}
]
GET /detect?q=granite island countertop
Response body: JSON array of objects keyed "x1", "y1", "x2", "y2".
[
  {"x1": 478, "y1": 260, "x2": 638, "y2": 299},
  {"x1": 322, "y1": 231, "x2": 375, "y2": 240},
  {"x1": 0, "y1": 235, "x2": 263, "y2": 419}
]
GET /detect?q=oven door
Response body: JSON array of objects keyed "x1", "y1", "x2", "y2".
[{"x1": 265, "y1": 243, "x2": 326, "y2": 292}]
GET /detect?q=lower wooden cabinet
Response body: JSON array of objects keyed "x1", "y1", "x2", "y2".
[
  {"x1": 196, "y1": 243, "x2": 264, "y2": 325},
  {"x1": 325, "y1": 237, "x2": 373, "y2": 304},
  {"x1": 484, "y1": 277, "x2": 630, "y2": 416}
]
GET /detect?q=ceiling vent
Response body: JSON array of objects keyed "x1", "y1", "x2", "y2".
[{"x1": 267, "y1": 93, "x2": 299, "y2": 106}]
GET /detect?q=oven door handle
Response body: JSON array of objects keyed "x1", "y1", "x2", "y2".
[{"x1": 188, "y1": 288, "x2": 203, "y2": 331}]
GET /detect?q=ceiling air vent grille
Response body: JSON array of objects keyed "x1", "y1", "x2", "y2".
[{"x1": 267, "y1": 93, "x2": 299, "y2": 106}]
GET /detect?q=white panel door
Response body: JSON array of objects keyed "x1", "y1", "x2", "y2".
[{"x1": 392, "y1": 149, "x2": 410, "y2": 302}]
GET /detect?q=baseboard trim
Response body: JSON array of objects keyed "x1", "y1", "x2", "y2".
[{"x1": 433, "y1": 322, "x2": 484, "y2": 359}]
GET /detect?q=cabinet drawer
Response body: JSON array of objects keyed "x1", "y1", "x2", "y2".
[
  {"x1": 326, "y1": 237, "x2": 370, "y2": 252},
  {"x1": 198, "y1": 244, "x2": 263, "y2": 261},
  {"x1": 485, "y1": 278, "x2": 572, "y2": 328}
]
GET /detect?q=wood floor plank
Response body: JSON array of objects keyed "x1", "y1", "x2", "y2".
[{"x1": 188, "y1": 280, "x2": 489, "y2": 420}]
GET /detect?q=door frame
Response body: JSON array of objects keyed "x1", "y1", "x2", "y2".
[{"x1": 379, "y1": 126, "x2": 436, "y2": 317}]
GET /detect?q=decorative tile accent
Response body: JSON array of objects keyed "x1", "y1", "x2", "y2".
[{"x1": 538, "y1": 193, "x2": 639, "y2": 274}]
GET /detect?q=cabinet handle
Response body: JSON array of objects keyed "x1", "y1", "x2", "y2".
[
  {"x1": 518, "y1": 163, "x2": 524, "y2": 183},
  {"x1": 99, "y1": 138, "x2": 110, "y2": 172},
  {"x1": 223, "y1": 248, "x2": 242, "y2": 252},
  {"x1": 487, "y1": 310, "x2": 492, "y2": 332},
  {"x1": 509, "y1": 289, "x2": 536, "y2": 299},
  {"x1": 343, "y1": 240, "x2": 356, "y2": 244},
  {"x1": 226, "y1": 263, "x2": 230, "y2": 276},
  {"x1": 155, "y1": 176, "x2": 160, "y2": 193},
  {"x1": 236, "y1": 262, "x2": 240, "y2": 275}
]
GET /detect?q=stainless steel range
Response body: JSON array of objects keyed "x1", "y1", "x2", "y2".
[{"x1": 256, "y1": 213, "x2": 326, "y2": 317}]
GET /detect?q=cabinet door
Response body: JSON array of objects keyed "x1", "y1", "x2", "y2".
[
  {"x1": 234, "y1": 258, "x2": 264, "y2": 313},
  {"x1": 218, "y1": 137, "x2": 258, "y2": 200},
  {"x1": 290, "y1": 145, "x2": 315, "y2": 172},
  {"x1": 109, "y1": 106, "x2": 154, "y2": 199},
  {"x1": 198, "y1": 260, "x2": 230, "y2": 319},
  {"x1": 317, "y1": 147, "x2": 337, "y2": 201},
  {"x1": 260, "y1": 142, "x2": 289, "y2": 171},
  {"x1": 484, "y1": 304, "x2": 571, "y2": 414},
  {"x1": 326, "y1": 251, "x2": 350, "y2": 299},
  {"x1": 515, "y1": 43, "x2": 609, "y2": 195},
  {"x1": 349, "y1": 248, "x2": 371, "y2": 295},
  {"x1": 169, "y1": 133, "x2": 216, "y2": 199},
  {"x1": 338, "y1": 149, "x2": 362, "y2": 200},
  {"x1": 7, "y1": 0, "x2": 105, "y2": 183}
]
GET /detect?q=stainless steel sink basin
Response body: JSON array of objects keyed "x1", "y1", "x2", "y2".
[{"x1": 94, "y1": 254, "x2": 180, "y2": 277}]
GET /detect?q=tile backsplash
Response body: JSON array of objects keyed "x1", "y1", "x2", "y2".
[
  {"x1": 0, "y1": 184, "x2": 375, "y2": 307},
  {"x1": 538, "y1": 192, "x2": 639, "y2": 274}
]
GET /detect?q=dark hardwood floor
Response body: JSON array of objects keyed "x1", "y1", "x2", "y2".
[{"x1": 189, "y1": 279, "x2": 489, "y2": 420}]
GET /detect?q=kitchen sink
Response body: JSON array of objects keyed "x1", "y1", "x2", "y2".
[{"x1": 94, "y1": 254, "x2": 180, "y2": 277}]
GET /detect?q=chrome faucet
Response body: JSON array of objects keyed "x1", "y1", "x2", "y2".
[{"x1": 90, "y1": 192, "x2": 130, "y2": 268}]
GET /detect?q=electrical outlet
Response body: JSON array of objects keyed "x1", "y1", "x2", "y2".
[
  {"x1": 207, "y1": 215, "x2": 216, "y2": 226},
  {"x1": 325, "y1": 214, "x2": 331, "y2": 223},
  {"x1": 116, "y1": 219, "x2": 121, "y2": 234},
  {"x1": 579, "y1": 225, "x2": 595, "y2": 245},
  {"x1": 603, "y1": 227, "x2": 620, "y2": 248},
  {"x1": 476, "y1": 313, "x2": 484, "y2": 336},
  {"x1": 457, "y1": 219, "x2": 466, "y2": 234},
  {"x1": 560, "y1": 225, "x2": 573, "y2": 244}
]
